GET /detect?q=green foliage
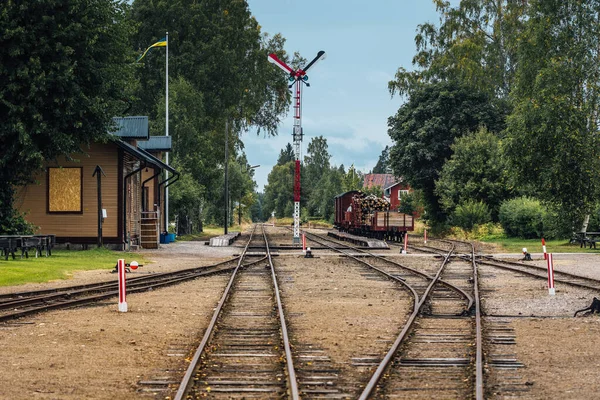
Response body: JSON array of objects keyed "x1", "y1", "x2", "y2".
[
  {"x1": 129, "y1": 0, "x2": 292, "y2": 231},
  {"x1": 449, "y1": 223, "x2": 504, "y2": 241},
  {"x1": 170, "y1": 173, "x2": 204, "y2": 235},
  {"x1": 263, "y1": 161, "x2": 295, "y2": 219},
  {"x1": 0, "y1": 0, "x2": 135, "y2": 232},
  {"x1": 277, "y1": 143, "x2": 295, "y2": 165},
  {"x1": 388, "y1": 81, "x2": 507, "y2": 223},
  {"x1": 308, "y1": 168, "x2": 343, "y2": 221},
  {"x1": 130, "y1": 0, "x2": 291, "y2": 135},
  {"x1": 397, "y1": 191, "x2": 417, "y2": 215},
  {"x1": 372, "y1": 146, "x2": 391, "y2": 174},
  {"x1": 499, "y1": 197, "x2": 551, "y2": 239},
  {"x1": 435, "y1": 127, "x2": 512, "y2": 220},
  {"x1": 304, "y1": 136, "x2": 331, "y2": 214},
  {"x1": 449, "y1": 200, "x2": 492, "y2": 230},
  {"x1": 504, "y1": 0, "x2": 600, "y2": 230},
  {"x1": 342, "y1": 164, "x2": 362, "y2": 192},
  {"x1": 389, "y1": 0, "x2": 526, "y2": 98},
  {"x1": 249, "y1": 192, "x2": 265, "y2": 222},
  {"x1": 362, "y1": 185, "x2": 383, "y2": 197}
]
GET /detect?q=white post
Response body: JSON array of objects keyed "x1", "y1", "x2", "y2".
[
  {"x1": 165, "y1": 32, "x2": 170, "y2": 234},
  {"x1": 402, "y1": 233, "x2": 407, "y2": 254},
  {"x1": 547, "y1": 253, "x2": 555, "y2": 295},
  {"x1": 118, "y1": 259, "x2": 127, "y2": 312},
  {"x1": 424, "y1": 229, "x2": 427, "y2": 244},
  {"x1": 542, "y1": 238, "x2": 547, "y2": 260},
  {"x1": 302, "y1": 233, "x2": 306, "y2": 253}
]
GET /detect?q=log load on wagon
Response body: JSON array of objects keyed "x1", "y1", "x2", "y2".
[{"x1": 334, "y1": 190, "x2": 414, "y2": 241}]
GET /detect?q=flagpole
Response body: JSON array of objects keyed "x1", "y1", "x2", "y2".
[{"x1": 165, "y1": 32, "x2": 169, "y2": 234}]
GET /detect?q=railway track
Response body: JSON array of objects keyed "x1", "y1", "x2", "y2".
[
  {"x1": 174, "y1": 224, "x2": 298, "y2": 399},
  {"x1": 410, "y1": 237, "x2": 600, "y2": 293},
  {"x1": 0, "y1": 258, "x2": 240, "y2": 322},
  {"x1": 302, "y1": 231, "x2": 484, "y2": 399}
]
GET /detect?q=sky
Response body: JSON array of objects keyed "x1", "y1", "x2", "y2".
[{"x1": 242, "y1": 0, "x2": 446, "y2": 191}]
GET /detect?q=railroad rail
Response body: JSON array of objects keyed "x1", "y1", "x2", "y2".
[
  {"x1": 0, "y1": 258, "x2": 241, "y2": 322},
  {"x1": 412, "y1": 237, "x2": 600, "y2": 292},
  {"x1": 174, "y1": 224, "x2": 298, "y2": 399},
  {"x1": 301, "y1": 231, "x2": 483, "y2": 399}
]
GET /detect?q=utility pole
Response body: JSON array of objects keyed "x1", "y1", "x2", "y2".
[
  {"x1": 224, "y1": 120, "x2": 229, "y2": 235},
  {"x1": 268, "y1": 50, "x2": 326, "y2": 244}
]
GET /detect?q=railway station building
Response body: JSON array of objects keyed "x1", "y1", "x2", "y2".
[{"x1": 15, "y1": 116, "x2": 178, "y2": 250}]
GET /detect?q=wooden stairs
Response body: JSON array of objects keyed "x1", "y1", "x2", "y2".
[{"x1": 141, "y1": 211, "x2": 159, "y2": 249}]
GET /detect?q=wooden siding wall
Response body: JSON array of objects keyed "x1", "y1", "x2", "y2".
[
  {"x1": 390, "y1": 184, "x2": 411, "y2": 210},
  {"x1": 15, "y1": 143, "x2": 119, "y2": 238}
]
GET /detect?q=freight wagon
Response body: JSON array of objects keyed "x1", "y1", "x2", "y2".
[{"x1": 334, "y1": 190, "x2": 414, "y2": 241}]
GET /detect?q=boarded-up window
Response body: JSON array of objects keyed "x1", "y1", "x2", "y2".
[{"x1": 48, "y1": 167, "x2": 83, "y2": 213}]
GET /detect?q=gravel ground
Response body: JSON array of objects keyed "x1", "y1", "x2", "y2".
[{"x1": 0, "y1": 227, "x2": 600, "y2": 399}]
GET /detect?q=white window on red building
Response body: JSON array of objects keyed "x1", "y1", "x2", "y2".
[{"x1": 398, "y1": 189, "x2": 409, "y2": 200}]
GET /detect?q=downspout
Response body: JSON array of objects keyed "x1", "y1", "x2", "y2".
[
  {"x1": 123, "y1": 161, "x2": 147, "y2": 250},
  {"x1": 158, "y1": 172, "x2": 180, "y2": 233},
  {"x1": 142, "y1": 169, "x2": 161, "y2": 212}
]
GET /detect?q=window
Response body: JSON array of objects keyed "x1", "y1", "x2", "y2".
[
  {"x1": 398, "y1": 189, "x2": 410, "y2": 200},
  {"x1": 48, "y1": 167, "x2": 83, "y2": 213}
]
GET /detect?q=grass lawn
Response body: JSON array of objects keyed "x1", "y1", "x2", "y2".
[
  {"x1": 0, "y1": 247, "x2": 145, "y2": 287},
  {"x1": 480, "y1": 237, "x2": 598, "y2": 254}
]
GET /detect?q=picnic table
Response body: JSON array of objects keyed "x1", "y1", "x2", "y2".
[
  {"x1": 570, "y1": 232, "x2": 600, "y2": 249},
  {"x1": 0, "y1": 234, "x2": 55, "y2": 260}
]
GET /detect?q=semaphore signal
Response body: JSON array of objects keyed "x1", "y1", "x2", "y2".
[{"x1": 268, "y1": 50, "x2": 326, "y2": 244}]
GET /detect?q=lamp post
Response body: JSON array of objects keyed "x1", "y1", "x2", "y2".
[{"x1": 239, "y1": 164, "x2": 260, "y2": 226}]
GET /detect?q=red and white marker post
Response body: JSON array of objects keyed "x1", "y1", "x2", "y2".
[
  {"x1": 118, "y1": 259, "x2": 128, "y2": 312},
  {"x1": 402, "y1": 234, "x2": 408, "y2": 254},
  {"x1": 424, "y1": 229, "x2": 427, "y2": 244},
  {"x1": 302, "y1": 233, "x2": 307, "y2": 253},
  {"x1": 541, "y1": 238, "x2": 547, "y2": 260},
  {"x1": 547, "y1": 253, "x2": 555, "y2": 295}
]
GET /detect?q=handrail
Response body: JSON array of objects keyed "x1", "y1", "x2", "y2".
[
  {"x1": 123, "y1": 161, "x2": 146, "y2": 248},
  {"x1": 157, "y1": 172, "x2": 180, "y2": 232},
  {"x1": 141, "y1": 169, "x2": 161, "y2": 212}
]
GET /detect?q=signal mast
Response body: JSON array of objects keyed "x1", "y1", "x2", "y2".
[{"x1": 268, "y1": 50, "x2": 326, "y2": 243}]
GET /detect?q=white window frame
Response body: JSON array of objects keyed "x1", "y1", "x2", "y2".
[{"x1": 398, "y1": 189, "x2": 409, "y2": 200}]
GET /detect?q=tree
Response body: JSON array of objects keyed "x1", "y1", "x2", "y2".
[
  {"x1": 435, "y1": 127, "x2": 512, "y2": 220},
  {"x1": 263, "y1": 162, "x2": 295, "y2": 218},
  {"x1": 277, "y1": 143, "x2": 295, "y2": 165},
  {"x1": 250, "y1": 192, "x2": 265, "y2": 222},
  {"x1": 387, "y1": 81, "x2": 506, "y2": 223},
  {"x1": 308, "y1": 167, "x2": 343, "y2": 221},
  {"x1": 0, "y1": 0, "x2": 134, "y2": 232},
  {"x1": 389, "y1": 0, "x2": 527, "y2": 99},
  {"x1": 373, "y1": 146, "x2": 391, "y2": 174},
  {"x1": 504, "y1": 0, "x2": 600, "y2": 230},
  {"x1": 171, "y1": 173, "x2": 204, "y2": 235},
  {"x1": 130, "y1": 0, "x2": 291, "y2": 135},
  {"x1": 304, "y1": 136, "x2": 331, "y2": 214},
  {"x1": 130, "y1": 0, "x2": 292, "y2": 231},
  {"x1": 342, "y1": 164, "x2": 362, "y2": 192}
]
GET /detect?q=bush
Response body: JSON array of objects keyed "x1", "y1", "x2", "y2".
[
  {"x1": 449, "y1": 200, "x2": 492, "y2": 230},
  {"x1": 449, "y1": 223, "x2": 504, "y2": 240},
  {"x1": 499, "y1": 197, "x2": 549, "y2": 239}
]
